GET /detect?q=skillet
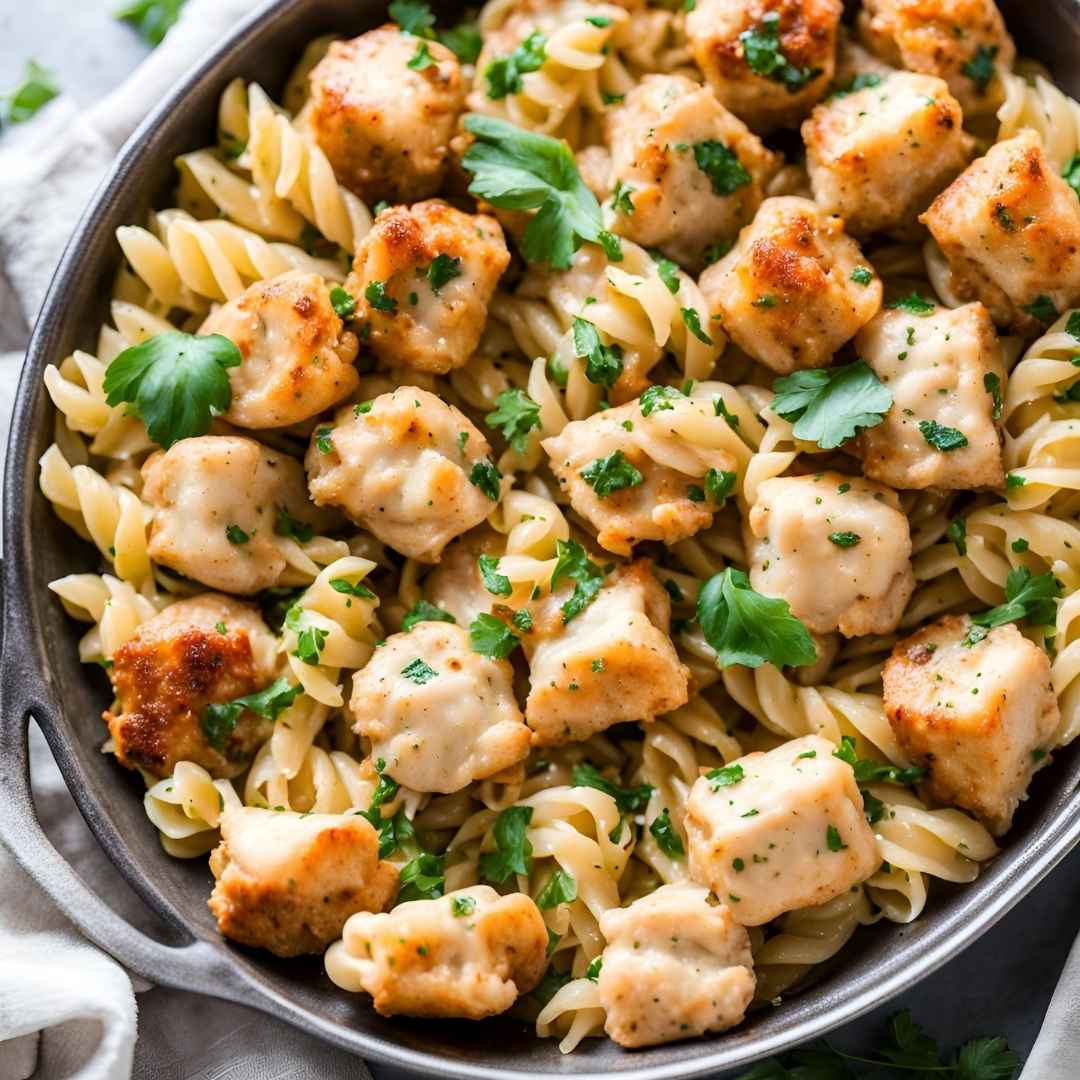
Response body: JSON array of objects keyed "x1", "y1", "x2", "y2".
[{"x1": 1, "y1": 1, "x2": 1079, "y2": 1075}]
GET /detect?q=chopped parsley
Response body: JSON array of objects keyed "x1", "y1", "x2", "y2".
[
  {"x1": 573, "y1": 317, "x2": 624, "y2": 387},
  {"x1": 1022, "y1": 294, "x2": 1058, "y2": 325},
  {"x1": 485, "y1": 388, "x2": 541, "y2": 452},
  {"x1": 536, "y1": 868, "x2": 577, "y2": 909},
  {"x1": 886, "y1": 292, "x2": 936, "y2": 316},
  {"x1": 407, "y1": 41, "x2": 436, "y2": 70},
  {"x1": 479, "y1": 805, "x2": 533, "y2": 882},
  {"x1": 828, "y1": 531, "x2": 861, "y2": 548},
  {"x1": 681, "y1": 307, "x2": 713, "y2": 345},
  {"x1": 225, "y1": 524, "x2": 249, "y2": 545},
  {"x1": 202, "y1": 677, "x2": 302, "y2": 749},
  {"x1": 850, "y1": 266, "x2": 874, "y2": 286},
  {"x1": 397, "y1": 852, "x2": 445, "y2": 901},
  {"x1": 706, "y1": 468, "x2": 737, "y2": 506},
  {"x1": 581, "y1": 450, "x2": 644, "y2": 497},
  {"x1": 649, "y1": 808, "x2": 685, "y2": 857},
  {"x1": 640, "y1": 384, "x2": 684, "y2": 416},
  {"x1": 469, "y1": 613, "x2": 520, "y2": 659},
  {"x1": 402, "y1": 600, "x2": 456, "y2": 631},
  {"x1": 706, "y1": 763, "x2": 744, "y2": 790},
  {"x1": 962, "y1": 43, "x2": 999, "y2": 93},
  {"x1": 550, "y1": 539, "x2": 608, "y2": 624},
  {"x1": 426, "y1": 253, "x2": 462, "y2": 294},
  {"x1": 329, "y1": 577, "x2": 376, "y2": 599},
  {"x1": 964, "y1": 566, "x2": 1062, "y2": 645},
  {"x1": 947, "y1": 517, "x2": 967, "y2": 556},
  {"x1": 693, "y1": 140, "x2": 752, "y2": 195},
  {"x1": 315, "y1": 426, "x2": 334, "y2": 454},
  {"x1": 451, "y1": 894, "x2": 477, "y2": 917},
  {"x1": 469, "y1": 459, "x2": 503, "y2": 501},
  {"x1": 984, "y1": 372, "x2": 1003, "y2": 419},
  {"x1": 364, "y1": 280, "x2": 397, "y2": 312},
  {"x1": 611, "y1": 179, "x2": 635, "y2": 215},
  {"x1": 401, "y1": 658, "x2": 438, "y2": 685},
  {"x1": 739, "y1": 12, "x2": 821, "y2": 93},
  {"x1": 478, "y1": 554, "x2": 513, "y2": 597},
  {"x1": 572, "y1": 763, "x2": 653, "y2": 813},
  {"x1": 919, "y1": 419, "x2": 969, "y2": 452},
  {"x1": 485, "y1": 31, "x2": 546, "y2": 99}
]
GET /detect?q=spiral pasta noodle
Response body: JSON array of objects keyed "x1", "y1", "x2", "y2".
[
  {"x1": 997, "y1": 69, "x2": 1080, "y2": 170},
  {"x1": 144, "y1": 762, "x2": 243, "y2": 858}
]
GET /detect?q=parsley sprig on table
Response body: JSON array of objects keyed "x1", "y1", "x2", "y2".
[
  {"x1": 114, "y1": 0, "x2": 186, "y2": 47},
  {"x1": 1, "y1": 59, "x2": 59, "y2": 125}
]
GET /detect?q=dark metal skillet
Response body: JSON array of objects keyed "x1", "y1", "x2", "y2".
[{"x1": 1, "y1": 1, "x2": 1078, "y2": 1076}]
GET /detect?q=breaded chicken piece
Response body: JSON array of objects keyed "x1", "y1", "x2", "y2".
[
  {"x1": 685, "y1": 734, "x2": 881, "y2": 925},
  {"x1": 686, "y1": 0, "x2": 843, "y2": 133},
  {"x1": 105, "y1": 595, "x2": 279, "y2": 778},
  {"x1": 745, "y1": 472, "x2": 914, "y2": 637},
  {"x1": 854, "y1": 301, "x2": 1006, "y2": 490},
  {"x1": 883, "y1": 615, "x2": 1060, "y2": 835},
  {"x1": 200, "y1": 271, "x2": 359, "y2": 429},
  {"x1": 142, "y1": 436, "x2": 334, "y2": 595},
  {"x1": 598, "y1": 883, "x2": 755, "y2": 1048},
  {"x1": 857, "y1": 0, "x2": 1015, "y2": 118},
  {"x1": 325, "y1": 886, "x2": 548, "y2": 1018},
  {"x1": 305, "y1": 387, "x2": 497, "y2": 562},
  {"x1": 699, "y1": 196, "x2": 881, "y2": 373},
  {"x1": 346, "y1": 201, "x2": 510, "y2": 374},
  {"x1": 920, "y1": 131, "x2": 1080, "y2": 333},
  {"x1": 604, "y1": 74, "x2": 778, "y2": 272},
  {"x1": 524, "y1": 560, "x2": 689, "y2": 746},
  {"x1": 307, "y1": 27, "x2": 464, "y2": 203},
  {"x1": 208, "y1": 807, "x2": 398, "y2": 956},
  {"x1": 802, "y1": 71, "x2": 973, "y2": 236}
]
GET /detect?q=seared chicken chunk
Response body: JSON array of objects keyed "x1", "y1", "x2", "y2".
[
  {"x1": 346, "y1": 201, "x2": 510, "y2": 374},
  {"x1": 422, "y1": 528, "x2": 502, "y2": 628},
  {"x1": 349, "y1": 621, "x2": 530, "y2": 793},
  {"x1": 686, "y1": 0, "x2": 843, "y2": 133},
  {"x1": 305, "y1": 387, "x2": 497, "y2": 562},
  {"x1": 307, "y1": 27, "x2": 464, "y2": 203},
  {"x1": 143, "y1": 436, "x2": 332, "y2": 595},
  {"x1": 525, "y1": 560, "x2": 689, "y2": 746},
  {"x1": 326, "y1": 887, "x2": 548, "y2": 1018},
  {"x1": 604, "y1": 74, "x2": 778, "y2": 272},
  {"x1": 854, "y1": 301, "x2": 1006, "y2": 490},
  {"x1": 598, "y1": 883, "x2": 755, "y2": 1048},
  {"x1": 857, "y1": 0, "x2": 1015, "y2": 119},
  {"x1": 700, "y1": 197, "x2": 881, "y2": 373},
  {"x1": 685, "y1": 734, "x2": 881, "y2": 925},
  {"x1": 920, "y1": 131, "x2": 1080, "y2": 333},
  {"x1": 746, "y1": 472, "x2": 914, "y2": 637},
  {"x1": 802, "y1": 72, "x2": 973, "y2": 236},
  {"x1": 105, "y1": 595, "x2": 279, "y2": 778},
  {"x1": 542, "y1": 397, "x2": 739, "y2": 557},
  {"x1": 208, "y1": 807, "x2": 398, "y2": 957},
  {"x1": 883, "y1": 615, "x2": 1060, "y2": 835},
  {"x1": 200, "y1": 272, "x2": 359, "y2": 429}
]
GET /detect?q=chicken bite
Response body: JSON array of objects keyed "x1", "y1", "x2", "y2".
[
  {"x1": 524, "y1": 560, "x2": 689, "y2": 746},
  {"x1": 685, "y1": 734, "x2": 881, "y2": 925},
  {"x1": 883, "y1": 615, "x2": 1060, "y2": 836},
  {"x1": 745, "y1": 472, "x2": 914, "y2": 637},
  {"x1": 307, "y1": 27, "x2": 464, "y2": 203},
  {"x1": 349, "y1": 621, "x2": 530, "y2": 793},
  {"x1": 325, "y1": 886, "x2": 548, "y2": 1018},
  {"x1": 422, "y1": 528, "x2": 502, "y2": 628},
  {"x1": 920, "y1": 131, "x2": 1080, "y2": 333},
  {"x1": 857, "y1": 0, "x2": 1015, "y2": 119},
  {"x1": 603, "y1": 74, "x2": 778, "y2": 272},
  {"x1": 199, "y1": 271, "x2": 359, "y2": 429},
  {"x1": 686, "y1": 0, "x2": 843, "y2": 133},
  {"x1": 700, "y1": 196, "x2": 881, "y2": 374},
  {"x1": 305, "y1": 387, "x2": 498, "y2": 562},
  {"x1": 598, "y1": 883, "x2": 755, "y2": 1048},
  {"x1": 105, "y1": 595, "x2": 279, "y2": 779},
  {"x1": 345, "y1": 201, "x2": 510, "y2": 374},
  {"x1": 802, "y1": 71, "x2": 973, "y2": 237},
  {"x1": 853, "y1": 301, "x2": 1006, "y2": 490},
  {"x1": 142, "y1": 435, "x2": 333, "y2": 595},
  {"x1": 208, "y1": 807, "x2": 398, "y2": 957},
  {"x1": 542, "y1": 396, "x2": 739, "y2": 557}
]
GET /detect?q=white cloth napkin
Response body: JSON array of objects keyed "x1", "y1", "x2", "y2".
[{"x1": 0, "y1": 3, "x2": 373, "y2": 1077}]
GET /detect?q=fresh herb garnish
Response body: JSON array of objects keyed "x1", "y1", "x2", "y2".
[
  {"x1": 640, "y1": 384, "x2": 684, "y2": 416},
  {"x1": 469, "y1": 613, "x2": 520, "y2": 659},
  {"x1": 485, "y1": 31, "x2": 546, "y2": 99},
  {"x1": 649, "y1": 808, "x2": 685, "y2": 857},
  {"x1": 398, "y1": 852, "x2": 445, "y2": 901},
  {"x1": 486, "y1": 388, "x2": 541, "y2": 452},
  {"x1": 479, "y1": 805, "x2": 534, "y2": 882},
  {"x1": 739, "y1": 12, "x2": 821, "y2": 93},
  {"x1": 962, "y1": 44, "x2": 999, "y2": 93},
  {"x1": 202, "y1": 677, "x2": 302, "y2": 749},
  {"x1": 550, "y1": 539, "x2": 608, "y2": 623},
  {"x1": 469, "y1": 459, "x2": 503, "y2": 501},
  {"x1": 572, "y1": 317, "x2": 624, "y2": 387},
  {"x1": 426, "y1": 253, "x2": 462, "y2": 294},
  {"x1": 401, "y1": 658, "x2": 439, "y2": 685},
  {"x1": 693, "y1": 140, "x2": 751, "y2": 195},
  {"x1": 478, "y1": 554, "x2": 513, "y2": 597},
  {"x1": 963, "y1": 566, "x2": 1062, "y2": 645},
  {"x1": 919, "y1": 419, "x2": 969, "y2": 452},
  {"x1": 581, "y1": 450, "x2": 644, "y2": 498},
  {"x1": 401, "y1": 600, "x2": 456, "y2": 631},
  {"x1": 114, "y1": 0, "x2": 185, "y2": 47},
  {"x1": 572, "y1": 763, "x2": 653, "y2": 813},
  {"x1": 536, "y1": 868, "x2": 577, "y2": 909},
  {"x1": 0, "y1": 59, "x2": 59, "y2": 124}
]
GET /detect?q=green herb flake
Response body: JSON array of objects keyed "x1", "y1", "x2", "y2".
[
  {"x1": 364, "y1": 280, "x2": 397, "y2": 313},
  {"x1": 202, "y1": 677, "x2": 302, "y2": 749},
  {"x1": 315, "y1": 426, "x2": 334, "y2": 454},
  {"x1": 828, "y1": 531, "x2": 861, "y2": 548},
  {"x1": 407, "y1": 40, "x2": 436, "y2": 70},
  {"x1": 426, "y1": 253, "x2": 462, "y2": 294},
  {"x1": 401, "y1": 658, "x2": 438, "y2": 685},
  {"x1": 478, "y1": 553, "x2": 513, "y2": 598},
  {"x1": 1023, "y1": 294, "x2": 1058, "y2": 324},
  {"x1": 919, "y1": 419, "x2": 969, "y2": 452},
  {"x1": 0, "y1": 58, "x2": 59, "y2": 124},
  {"x1": 572, "y1": 763, "x2": 653, "y2": 812},
  {"x1": 485, "y1": 31, "x2": 546, "y2": 100},
  {"x1": 706, "y1": 762, "x2": 744, "y2": 790},
  {"x1": 469, "y1": 459, "x2": 503, "y2": 501},
  {"x1": 402, "y1": 600, "x2": 456, "y2": 631},
  {"x1": 649, "y1": 808, "x2": 685, "y2": 857},
  {"x1": 962, "y1": 43, "x2": 999, "y2": 93},
  {"x1": 479, "y1": 805, "x2": 534, "y2": 882},
  {"x1": 225, "y1": 524, "x2": 249, "y2": 545},
  {"x1": 485, "y1": 387, "x2": 541, "y2": 452},
  {"x1": 947, "y1": 517, "x2": 967, "y2": 556},
  {"x1": 886, "y1": 292, "x2": 936, "y2": 316},
  {"x1": 469, "y1": 613, "x2": 520, "y2": 659},
  {"x1": 681, "y1": 307, "x2": 713, "y2": 345},
  {"x1": 739, "y1": 12, "x2": 821, "y2": 93},
  {"x1": 850, "y1": 266, "x2": 874, "y2": 286},
  {"x1": 536, "y1": 868, "x2": 577, "y2": 909},
  {"x1": 692, "y1": 140, "x2": 752, "y2": 195},
  {"x1": 573, "y1": 317, "x2": 624, "y2": 387},
  {"x1": 581, "y1": 450, "x2": 644, "y2": 498}
]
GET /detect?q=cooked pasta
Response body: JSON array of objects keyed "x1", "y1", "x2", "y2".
[{"x1": 39, "y1": 0, "x2": 1076, "y2": 1055}]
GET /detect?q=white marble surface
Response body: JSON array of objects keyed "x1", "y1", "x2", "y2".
[{"x1": 2, "y1": 2, "x2": 1079, "y2": 1076}]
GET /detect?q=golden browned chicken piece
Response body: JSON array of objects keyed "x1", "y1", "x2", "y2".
[
  {"x1": 700, "y1": 196, "x2": 881, "y2": 373},
  {"x1": 686, "y1": 0, "x2": 843, "y2": 133},
  {"x1": 200, "y1": 271, "x2": 359, "y2": 429},
  {"x1": 921, "y1": 131, "x2": 1080, "y2": 333},
  {"x1": 345, "y1": 201, "x2": 510, "y2": 374},
  {"x1": 208, "y1": 807, "x2": 398, "y2": 957},
  {"x1": 105, "y1": 595, "x2": 279, "y2": 779},
  {"x1": 883, "y1": 615, "x2": 1060, "y2": 836},
  {"x1": 307, "y1": 27, "x2": 464, "y2": 203},
  {"x1": 326, "y1": 887, "x2": 548, "y2": 1018}
]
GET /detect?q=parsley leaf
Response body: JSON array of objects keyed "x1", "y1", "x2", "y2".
[
  {"x1": 770, "y1": 360, "x2": 892, "y2": 449},
  {"x1": 830, "y1": 71, "x2": 882, "y2": 98},
  {"x1": 966, "y1": 566, "x2": 1062, "y2": 643},
  {"x1": 572, "y1": 763, "x2": 653, "y2": 812},
  {"x1": 585, "y1": 956, "x2": 602, "y2": 981},
  {"x1": 479, "y1": 805, "x2": 533, "y2": 882},
  {"x1": 469, "y1": 613, "x2": 520, "y2": 659},
  {"x1": 984, "y1": 372, "x2": 1003, "y2": 419},
  {"x1": 655, "y1": 256, "x2": 681, "y2": 294},
  {"x1": 739, "y1": 12, "x2": 821, "y2": 93},
  {"x1": 640, "y1": 384, "x2": 684, "y2": 416},
  {"x1": 225, "y1": 524, "x2": 249, "y2": 545},
  {"x1": 398, "y1": 852, "x2": 445, "y2": 901},
  {"x1": 826, "y1": 824, "x2": 846, "y2": 851},
  {"x1": 919, "y1": 419, "x2": 969, "y2": 452},
  {"x1": 1, "y1": 59, "x2": 59, "y2": 124},
  {"x1": 114, "y1": 0, "x2": 185, "y2": 47},
  {"x1": 388, "y1": 0, "x2": 435, "y2": 37},
  {"x1": 697, "y1": 567, "x2": 816, "y2": 669},
  {"x1": 439, "y1": 22, "x2": 483, "y2": 64},
  {"x1": 365, "y1": 280, "x2": 397, "y2": 312},
  {"x1": 649, "y1": 808, "x2": 685, "y2": 857},
  {"x1": 706, "y1": 763, "x2": 744, "y2": 790},
  {"x1": 1023, "y1": 294, "x2": 1058, "y2": 324},
  {"x1": 401, "y1": 600, "x2": 456, "y2": 631},
  {"x1": 693, "y1": 140, "x2": 751, "y2": 195},
  {"x1": 425, "y1": 253, "x2": 462, "y2": 294},
  {"x1": 407, "y1": 41, "x2": 436, "y2": 70},
  {"x1": 294, "y1": 625, "x2": 329, "y2": 666},
  {"x1": 102, "y1": 331, "x2": 241, "y2": 449},
  {"x1": 1064, "y1": 152, "x2": 1080, "y2": 200},
  {"x1": 887, "y1": 292, "x2": 936, "y2": 315},
  {"x1": 329, "y1": 577, "x2": 375, "y2": 599},
  {"x1": 485, "y1": 388, "x2": 541, "y2": 452},
  {"x1": 401, "y1": 658, "x2": 438, "y2": 685},
  {"x1": 369, "y1": 758, "x2": 400, "y2": 813},
  {"x1": 550, "y1": 539, "x2": 608, "y2": 623},
  {"x1": 478, "y1": 554, "x2": 513, "y2": 597},
  {"x1": 828, "y1": 531, "x2": 861, "y2": 548},
  {"x1": 315, "y1": 425, "x2": 334, "y2": 454},
  {"x1": 947, "y1": 517, "x2": 967, "y2": 556},
  {"x1": 536, "y1": 868, "x2": 577, "y2": 909},
  {"x1": 485, "y1": 31, "x2": 546, "y2": 99},
  {"x1": 706, "y1": 468, "x2": 737, "y2": 506},
  {"x1": 451, "y1": 894, "x2": 477, "y2": 917},
  {"x1": 469, "y1": 459, "x2": 503, "y2": 501},
  {"x1": 581, "y1": 450, "x2": 644, "y2": 497},
  {"x1": 462, "y1": 114, "x2": 609, "y2": 269},
  {"x1": 833, "y1": 735, "x2": 926, "y2": 787},
  {"x1": 850, "y1": 266, "x2": 874, "y2": 286},
  {"x1": 202, "y1": 677, "x2": 302, "y2": 749},
  {"x1": 611, "y1": 179, "x2": 635, "y2": 215},
  {"x1": 681, "y1": 307, "x2": 713, "y2": 345},
  {"x1": 962, "y1": 43, "x2": 999, "y2": 93},
  {"x1": 573, "y1": 317, "x2": 624, "y2": 387},
  {"x1": 275, "y1": 507, "x2": 314, "y2": 544}
]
